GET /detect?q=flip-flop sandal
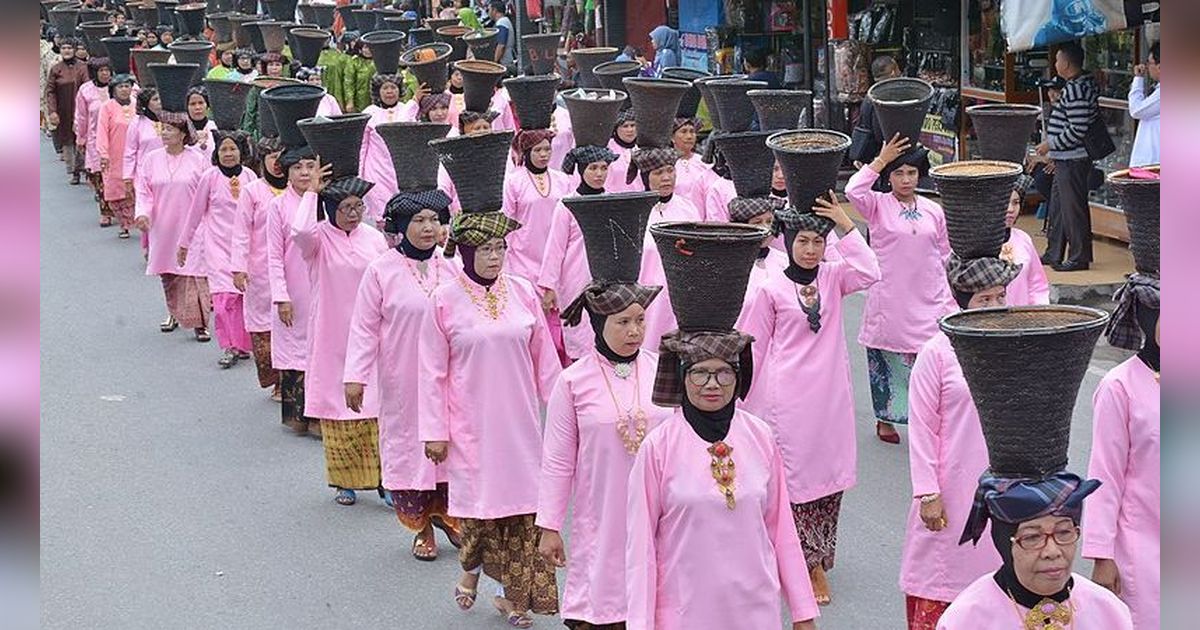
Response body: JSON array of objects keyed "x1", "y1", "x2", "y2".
[
  {"x1": 160, "y1": 317, "x2": 178, "y2": 333},
  {"x1": 334, "y1": 489, "x2": 356, "y2": 506},
  {"x1": 454, "y1": 583, "x2": 477, "y2": 610},
  {"x1": 493, "y1": 599, "x2": 533, "y2": 629},
  {"x1": 218, "y1": 352, "x2": 237, "y2": 369},
  {"x1": 431, "y1": 516, "x2": 463, "y2": 549},
  {"x1": 412, "y1": 532, "x2": 438, "y2": 562},
  {"x1": 380, "y1": 488, "x2": 394, "y2": 507},
  {"x1": 118, "y1": 229, "x2": 130, "y2": 239},
  {"x1": 195, "y1": 328, "x2": 212, "y2": 343}
]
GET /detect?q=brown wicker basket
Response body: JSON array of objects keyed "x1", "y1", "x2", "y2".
[
  {"x1": 562, "y1": 88, "x2": 628, "y2": 148},
  {"x1": 650, "y1": 222, "x2": 770, "y2": 332},
  {"x1": 622, "y1": 77, "x2": 692, "y2": 149},
  {"x1": 766, "y1": 129, "x2": 851, "y2": 214},
  {"x1": 563, "y1": 191, "x2": 660, "y2": 283},
  {"x1": 1107, "y1": 166, "x2": 1160, "y2": 274},
  {"x1": 455, "y1": 59, "x2": 507, "y2": 113},
  {"x1": 435, "y1": 25, "x2": 471, "y2": 63},
  {"x1": 931, "y1": 160, "x2": 1024, "y2": 259},
  {"x1": 966, "y1": 104, "x2": 1042, "y2": 164}
]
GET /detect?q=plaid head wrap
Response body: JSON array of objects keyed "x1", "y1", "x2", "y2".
[
  {"x1": 625, "y1": 147, "x2": 680, "y2": 186},
  {"x1": 561, "y1": 144, "x2": 618, "y2": 175},
  {"x1": 418, "y1": 92, "x2": 452, "y2": 121},
  {"x1": 107, "y1": 73, "x2": 135, "y2": 97},
  {"x1": 1012, "y1": 171, "x2": 1035, "y2": 202},
  {"x1": 449, "y1": 211, "x2": 522, "y2": 247},
  {"x1": 560, "y1": 282, "x2": 663, "y2": 327},
  {"x1": 1104, "y1": 273, "x2": 1160, "y2": 350},
  {"x1": 512, "y1": 128, "x2": 556, "y2": 165},
  {"x1": 370, "y1": 73, "x2": 404, "y2": 107},
  {"x1": 157, "y1": 110, "x2": 196, "y2": 144},
  {"x1": 652, "y1": 330, "x2": 755, "y2": 407},
  {"x1": 458, "y1": 109, "x2": 500, "y2": 132},
  {"x1": 614, "y1": 107, "x2": 636, "y2": 127},
  {"x1": 673, "y1": 116, "x2": 698, "y2": 132},
  {"x1": 945, "y1": 253, "x2": 1022, "y2": 294},
  {"x1": 774, "y1": 205, "x2": 834, "y2": 237},
  {"x1": 383, "y1": 189, "x2": 453, "y2": 234},
  {"x1": 728, "y1": 196, "x2": 785, "y2": 224},
  {"x1": 320, "y1": 176, "x2": 374, "y2": 205},
  {"x1": 960, "y1": 470, "x2": 1101, "y2": 546}
]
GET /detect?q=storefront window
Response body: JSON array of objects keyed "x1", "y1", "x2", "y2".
[
  {"x1": 967, "y1": 0, "x2": 1004, "y2": 91},
  {"x1": 1083, "y1": 29, "x2": 1136, "y2": 100}
]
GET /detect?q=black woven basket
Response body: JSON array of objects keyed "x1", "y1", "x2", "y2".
[
  {"x1": 408, "y1": 27, "x2": 435, "y2": 46},
  {"x1": 375, "y1": 121, "x2": 451, "y2": 192},
  {"x1": 383, "y1": 16, "x2": 418, "y2": 34},
  {"x1": 939, "y1": 305, "x2": 1110, "y2": 477},
  {"x1": 400, "y1": 43, "x2": 452, "y2": 94},
  {"x1": 362, "y1": 30, "x2": 405, "y2": 75},
  {"x1": 253, "y1": 77, "x2": 301, "y2": 138},
  {"x1": 502, "y1": 74, "x2": 560, "y2": 130},
  {"x1": 78, "y1": 21, "x2": 112, "y2": 57},
  {"x1": 169, "y1": 40, "x2": 213, "y2": 83},
  {"x1": 261, "y1": 83, "x2": 326, "y2": 148},
  {"x1": 373, "y1": 8, "x2": 405, "y2": 32},
  {"x1": 456, "y1": 59, "x2": 507, "y2": 113},
  {"x1": 135, "y1": 3, "x2": 161, "y2": 30},
  {"x1": 228, "y1": 13, "x2": 257, "y2": 49},
  {"x1": 766, "y1": 129, "x2": 851, "y2": 214},
  {"x1": 868, "y1": 77, "x2": 934, "y2": 145},
  {"x1": 522, "y1": 32, "x2": 561, "y2": 76},
  {"x1": 713, "y1": 131, "x2": 776, "y2": 198},
  {"x1": 650, "y1": 222, "x2": 771, "y2": 332},
  {"x1": 563, "y1": 191, "x2": 660, "y2": 283},
  {"x1": 155, "y1": 1, "x2": 179, "y2": 28},
  {"x1": 208, "y1": 13, "x2": 235, "y2": 44},
  {"x1": 425, "y1": 17, "x2": 459, "y2": 31},
  {"x1": 262, "y1": 0, "x2": 297, "y2": 21},
  {"x1": 562, "y1": 88, "x2": 627, "y2": 148},
  {"x1": 234, "y1": 0, "x2": 257, "y2": 16},
  {"x1": 206, "y1": 0, "x2": 236, "y2": 13},
  {"x1": 349, "y1": 8, "x2": 375, "y2": 33},
  {"x1": 49, "y1": 5, "x2": 80, "y2": 38},
  {"x1": 622, "y1": 77, "x2": 691, "y2": 149},
  {"x1": 1107, "y1": 166, "x2": 1160, "y2": 275},
  {"x1": 290, "y1": 28, "x2": 329, "y2": 69},
  {"x1": 593, "y1": 60, "x2": 642, "y2": 109},
  {"x1": 572, "y1": 47, "x2": 619, "y2": 89},
  {"x1": 298, "y1": 2, "x2": 335, "y2": 28},
  {"x1": 435, "y1": 25, "x2": 472, "y2": 64},
  {"x1": 661, "y1": 66, "x2": 711, "y2": 118},
  {"x1": 203, "y1": 78, "x2": 252, "y2": 130},
  {"x1": 131, "y1": 49, "x2": 172, "y2": 87},
  {"x1": 298, "y1": 113, "x2": 370, "y2": 180},
  {"x1": 748, "y1": 89, "x2": 813, "y2": 131},
  {"x1": 693, "y1": 74, "x2": 747, "y2": 131},
  {"x1": 464, "y1": 28, "x2": 499, "y2": 63},
  {"x1": 148, "y1": 62, "x2": 200, "y2": 112},
  {"x1": 174, "y1": 4, "x2": 206, "y2": 38},
  {"x1": 78, "y1": 6, "x2": 109, "y2": 24},
  {"x1": 39, "y1": 0, "x2": 67, "y2": 22},
  {"x1": 333, "y1": 4, "x2": 356, "y2": 31},
  {"x1": 931, "y1": 160, "x2": 1024, "y2": 259},
  {"x1": 429, "y1": 130, "x2": 515, "y2": 213},
  {"x1": 707, "y1": 80, "x2": 768, "y2": 134},
  {"x1": 256, "y1": 20, "x2": 290, "y2": 53},
  {"x1": 243, "y1": 20, "x2": 268, "y2": 53},
  {"x1": 102, "y1": 36, "x2": 139, "y2": 75},
  {"x1": 966, "y1": 104, "x2": 1041, "y2": 164}
]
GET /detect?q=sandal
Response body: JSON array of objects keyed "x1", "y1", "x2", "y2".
[
  {"x1": 218, "y1": 350, "x2": 238, "y2": 369},
  {"x1": 412, "y1": 530, "x2": 438, "y2": 561},
  {"x1": 493, "y1": 598, "x2": 533, "y2": 629},
  {"x1": 194, "y1": 328, "x2": 211, "y2": 343},
  {"x1": 160, "y1": 316, "x2": 178, "y2": 333},
  {"x1": 432, "y1": 515, "x2": 463, "y2": 549},
  {"x1": 454, "y1": 582, "x2": 477, "y2": 611},
  {"x1": 99, "y1": 216, "x2": 112, "y2": 228},
  {"x1": 118, "y1": 229, "x2": 130, "y2": 239},
  {"x1": 334, "y1": 489, "x2": 356, "y2": 506},
  {"x1": 270, "y1": 384, "x2": 283, "y2": 403},
  {"x1": 379, "y1": 487, "x2": 394, "y2": 507},
  {"x1": 876, "y1": 421, "x2": 900, "y2": 445}
]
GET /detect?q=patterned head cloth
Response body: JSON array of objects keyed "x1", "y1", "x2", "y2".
[
  {"x1": 673, "y1": 116, "x2": 698, "y2": 132},
  {"x1": 1104, "y1": 273, "x2": 1160, "y2": 350},
  {"x1": 449, "y1": 211, "x2": 522, "y2": 248},
  {"x1": 458, "y1": 109, "x2": 500, "y2": 132},
  {"x1": 319, "y1": 176, "x2": 374, "y2": 205},
  {"x1": 1012, "y1": 171, "x2": 1035, "y2": 203},
  {"x1": 625, "y1": 147, "x2": 680, "y2": 186},
  {"x1": 878, "y1": 145, "x2": 931, "y2": 192},
  {"x1": 614, "y1": 106, "x2": 636, "y2": 128},
  {"x1": 945, "y1": 253, "x2": 1022, "y2": 305},
  {"x1": 560, "y1": 144, "x2": 618, "y2": 175},
  {"x1": 157, "y1": 110, "x2": 195, "y2": 144},
  {"x1": 418, "y1": 92, "x2": 452, "y2": 121},
  {"x1": 296, "y1": 66, "x2": 324, "y2": 81},
  {"x1": 560, "y1": 282, "x2": 663, "y2": 327},
  {"x1": 370, "y1": 73, "x2": 403, "y2": 107},
  {"x1": 959, "y1": 470, "x2": 1101, "y2": 546},
  {"x1": 774, "y1": 204, "x2": 834, "y2": 238},
  {"x1": 383, "y1": 189, "x2": 453, "y2": 234},
  {"x1": 512, "y1": 128, "x2": 556, "y2": 165},
  {"x1": 210, "y1": 129, "x2": 254, "y2": 167},
  {"x1": 727, "y1": 196, "x2": 785, "y2": 224},
  {"x1": 652, "y1": 330, "x2": 755, "y2": 407},
  {"x1": 278, "y1": 144, "x2": 315, "y2": 171}
]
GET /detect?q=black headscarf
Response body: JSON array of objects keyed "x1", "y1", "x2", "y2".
[
  {"x1": 135, "y1": 87, "x2": 159, "y2": 121},
  {"x1": 1135, "y1": 303, "x2": 1160, "y2": 372},
  {"x1": 989, "y1": 519, "x2": 1075, "y2": 609},
  {"x1": 679, "y1": 360, "x2": 738, "y2": 443},
  {"x1": 186, "y1": 86, "x2": 209, "y2": 130},
  {"x1": 458, "y1": 245, "x2": 495, "y2": 287},
  {"x1": 589, "y1": 311, "x2": 635, "y2": 363},
  {"x1": 256, "y1": 136, "x2": 287, "y2": 189},
  {"x1": 211, "y1": 130, "x2": 253, "y2": 175}
]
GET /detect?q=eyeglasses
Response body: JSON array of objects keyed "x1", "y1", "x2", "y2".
[
  {"x1": 686, "y1": 367, "x2": 738, "y2": 387},
  {"x1": 338, "y1": 202, "x2": 366, "y2": 216},
  {"x1": 477, "y1": 243, "x2": 508, "y2": 257},
  {"x1": 1011, "y1": 526, "x2": 1080, "y2": 551}
]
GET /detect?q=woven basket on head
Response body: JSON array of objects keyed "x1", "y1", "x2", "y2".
[
  {"x1": 234, "y1": 0, "x2": 258, "y2": 16},
  {"x1": 429, "y1": 130, "x2": 515, "y2": 213},
  {"x1": 298, "y1": 2, "x2": 335, "y2": 29},
  {"x1": 261, "y1": 83, "x2": 326, "y2": 148},
  {"x1": 622, "y1": 77, "x2": 691, "y2": 149},
  {"x1": 661, "y1": 67, "x2": 711, "y2": 118},
  {"x1": 78, "y1": 21, "x2": 113, "y2": 57},
  {"x1": 204, "y1": 79, "x2": 253, "y2": 130},
  {"x1": 572, "y1": 47, "x2": 619, "y2": 88},
  {"x1": 148, "y1": 63, "x2": 200, "y2": 112},
  {"x1": 262, "y1": 0, "x2": 298, "y2": 22},
  {"x1": 349, "y1": 8, "x2": 375, "y2": 33},
  {"x1": 522, "y1": 32, "x2": 562, "y2": 76},
  {"x1": 562, "y1": 88, "x2": 627, "y2": 148},
  {"x1": 707, "y1": 79, "x2": 768, "y2": 133},
  {"x1": 401, "y1": 43, "x2": 452, "y2": 94},
  {"x1": 436, "y1": 25, "x2": 472, "y2": 63},
  {"x1": 131, "y1": 49, "x2": 172, "y2": 87},
  {"x1": 383, "y1": 16, "x2": 418, "y2": 34},
  {"x1": 425, "y1": 17, "x2": 459, "y2": 31},
  {"x1": 931, "y1": 160, "x2": 1024, "y2": 259},
  {"x1": 77, "y1": 5, "x2": 109, "y2": 23},
  {"x1": 298, "y1": 113, "x2": 370, "y2": 180},
  {"x1": 713, "y1": 131, "x2": 776, "y2": 198},
  {"x1": 333, "y1": 4, "x2": 356, "y2": 31},
  {"x1": 39, "y1": 0, "x2": 68, "y2": 23},
  {"x1": 939, "y1": 305, "x2": 1110, "y2": 477},
  {"x1": 375, "y1": 122, "x2": 451, "y2": 192},
  {"x1": 362, "y1": 30, "x2": 405, "y2": 75},
  {"x1": 1107, "y1": 165, "x2": 1160, "y2": 275},
  {"x1": 136, "y1": 3, "x2": 162, "y2": 30},
  {"x1": 693, "y1": 74, "x2": 748, "y2": 132},
  {"x1": 594, "y1": 60, "x2": 642, "y2": 109},
  {"x1": 372, "y1": 8, "x2": 405, "y2": 32},
  {"x1": 966, "y1": 104, "x2": 1042, "y2": 164},
  {"x1": 651, "y1": 222, "x2": 770, "y2": 332},
  {"x1": 174, "y1": 3, "x2": 207, "y2": 38},
  {"x1": 563, "y1": 191, "x2": 660, "y2": 283},
  {"x1": 102, "y1": 37, "x2": 140, "y2": 75},
  {"x1": 252, "y1": 76, "x2": 301, "y2": 138},
  {"x1": 206, "y1": 0, "x2": 236, "y2": 13},
  {"x1": 169, "y1": 40, "x2": 214, "y2": 84},
  {"x1": 464, "y1": 28, "x2": 499, "y2": 63},
  {"x1": 259, "y1": 20, "x2": 292, "y2": 54},
  {"x1": 155, "y1": 1, "x2": 179, "y2": 28},
  {"x1": 49, "y1": 5, "x2": 80, "y2": 37},
  {"x1": 291, "y1": 28, "x2": 330, "y2": 70},
  {"x1": 748, "y1": 89, "x2": 814, "y2": 131},
  {"x1": 243, "y1": 21, "x2": 269, "y2": 53},
  {"x1": 456, "y1": 59, "x2": 507, "y2": 113},
  {"x1": 766, "y1": 129, "x2": 851, "y2": 213},
  {"x1": 208, "y1": 13, "x2": 236, "y2": 44},
  {"x1": 503, "y1": 74, "x2": 560, "y2": 130},
  {"x1": 868, "y1": 77, "x2": 934, "y2": 145},
  {"x1": 408, "y1": 27, "x2": 435, "y2": 46},
  {"x1": 227, "y1": 13, "x2": 257, "y2": 49}
]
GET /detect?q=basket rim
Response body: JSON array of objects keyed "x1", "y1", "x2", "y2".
[
  {"x1": 965, "y1": 103, "x2": 1042, "y2": 115},
  {"x1": 169, "y1": 40, "x2": 215, "y2": 50},
  {"x1": 930, "y1": 159, "x2": 1024, "y2": 179},
  {"x1": 1106, "y1": 165, "x2": 1160, "y2": 183},
  {"x1": 561, "y1": 87, "x2": 628, "y2": 103},
  {"x1": 436, "y1": 25, "x2": 472, "y2": 35},
  {"x1": 261, "y1": 83, "x2": 326, "y2": 99},
  {"x1": 621, "y1": 77, "x2": 693, "y2": 89},
  {"x1": 463, "y1": 28, "x2": 499, "y2": 42},
  {"x1": 661, "y1": 66, "x2": 711, "y2": 79},
  {"x1": 867, "y1": 76, "x2": 934, "y2": 104},
  {"x1": 938, "y1": 305, "x2": 1110, "y2": 338},
  {"x1": 454, "y1": 59, "x2": 507, "y2": 74},
  {"x1": 502, "y1": 74, "x2": 562, "y2": 86},
  {"x1": 746, "y1": 88, "x2": 813, "y2": 97},
  {"x1": 361, "y1": 29, "x2": 405, "y2": 44},
  {"x1": 375, "y1": 120, "x2": 451, "y2": 130},
  {"x1": 562, "y1": 190, "x2": 660, "y2": 206},
  {"x1": 291, "y1": 27, "x2": 332, "y2": 38},
  {"x1": 692, "y1": 73, "x2": 748, "y2": 85},
  {"x1": 649, "y1": 220, "x2": 772, "y2": 241},
  {"x1": 400, "y1": 42, "x2": 453, "y2": 63},
  {"x1": 765, "y1": 128, "x2": 852, "y2": 153},
  {"x1": 571, "y1": 46, "x2": 619, "y2": 56},
  {"x1": 707, "y1": 78, "x2": 769, "y2": 88},
  {"x1": 297, "y1": 112, "x2": 371, "y2": 127},
  {"x1": 593, "y1": 59, "x2": 643, "y2": 74}
]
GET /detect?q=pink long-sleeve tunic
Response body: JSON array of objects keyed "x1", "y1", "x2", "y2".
[
  {"x1": 899, "y1": 331, "x2": 1001, "y2": 602},
  {"x1": 1082, "y1": 356, "x2": 1160, "y2": 629},
  {"x1": 1002, "y1": 227, "x2": 1050, "y2": 306},
  {"x1": 344, "y1": 248, "x2": 454, "y2": 491},
  {"x1": 605, "y1": 139, "x2": 642, "y2": 193},
  {"x1": 702, "y1": 176, "x2": 735, "y2": 222},
  {"x1": 134, "y1": 147, "x2": 209, "y2": 278},
  {"x1": 95, "y1": 98, "x2": 136, "y2": 201},
  {"x1": 625, "y1": 411, "x2": 820, "y2": 630},
  {"x1": 357, "y1": 125, "x2": 395, "y2": 225},
  {"x1": 549, "y1": 105, "x2": 573, "y2": 173},
  {"x1": 317, "y1": 93, "x2": 343, "y2": 117},
  {"x1": 502, "y1": 166, "x2": 574, "y2": 285},
  {"x1": 734, "y1": 248, "x2": 789, "y2": 414},
  {"x1": 231, "y1": 179, "x2": 283, "y2": 332},
  {"x1": 292, "y1": 191, "x2": 389, "y2": 420},
  {"x1": 537, "y1": 351, "x2": 672, "y2": 624},
  {"x1": 447, "y1": 88, "x2": 516, "y2": 132},
  {"x1": 363, "y1": 101, "x2": 418, "y2": 127},
  {"x1": 740, "y1": 231, "x2": 881, "y2": 504},
  {"x1": 537, "y1": 199, "x2": 593, "y2": 360},
  {"x1": 266, "y1": 186, "x2": 313, "y2": 370},
  {"x1": 181, "y1": 167, "x2": 259, "y2": 294},
  {"x1": 845, "y1": 165, "x2": 955, "y2": 353},
  {"x1": 638, "y1": 196, "x2": 703, "y2": 348},
  {"x1": 121, "y1": 115, "x2": 163, "y2": 182},
  {"x1": 937, "y1": 573, "x2": 1133, "y2": 629},
  {"x1": 75, "y1": 81, "x2": 108, "y2": 172},
  {"x1": 190, "y1": 120, "x2": 219, "y2": 154},
  {"x1": 417, "y1": 271, "x2": 562, "y2": 519},
  {"x1": 673, "y1": 152, "x2": 714, "y2": 212}
]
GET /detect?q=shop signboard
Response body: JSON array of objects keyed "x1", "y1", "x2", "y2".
[{"x1": 920, "y1": 113, "x2": 957, "y2": 167}]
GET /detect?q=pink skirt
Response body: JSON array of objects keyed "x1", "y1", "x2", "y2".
[{"x1": 211, "y1": 292, "x2": 252, "y2": 352}]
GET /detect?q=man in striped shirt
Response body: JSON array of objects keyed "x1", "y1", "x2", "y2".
[{"x1": 1036, "y1": 40, "x2": 1098, "y2": 272}]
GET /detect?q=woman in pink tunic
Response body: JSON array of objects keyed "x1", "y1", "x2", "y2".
[
  {"x1": 549, "y1": 104, "x2": 574, "y2": 173},
  {"x1": 134, "y1": 113, "x2": 212, "y2": 340},
  {"x1": 1083, "y1": 276, "x2": 1159, "y2": 629},
  {"x1": 292, "y1": 170, "x2": 389, "y2": 506},
  {"x1": 178, "y1": 131, "x2": 259, "y2": 369},
  {"x1": 845, "y1": 134, "x2": 955, "y2": 444},
  {"x1": 605, "y1": 111, "x2": 641, "y2": 193},
  {"x1": 670, "y1": 117, "x2": 714, "y2": 211},
  {"x1": 231, "y1": 137, "x2": 286, "y2": 399},
  {"x1": 75, "y1": 58, "x2": 112, "y2": 226},
  {"x1": 362, "y1": 74, "x2": 420, "y2": 127},
  {"x1": 359, "y1": 74, "x2": 422, "y2": 222},
  {"x1": 537, "y1": 145, "x2": 620, "y2": 361},
  {"x1": 741, "y1": 197, "x2": 880, "y2": 606},
  {"x1": 501, "y1": 129, "x2": 572, "y2": 286},
  {"x1": 343, "y1": 188, "x2": 463, "y2": 560},
  {"x1": 1002, "y1": 179, "x2": 1051, "y2": 306},
  {"x1": 122, "y1": 89, "x2": 163, "y2": 258},
  {"x1": 731, "y1": 197, "x2": 789, "y2": 339},
  {"x1": 184, "y1": 87, "x2": 218, "y2": 154},
  {"x1": 95, "y1": 74, "x2": 138, "y2": 239}
]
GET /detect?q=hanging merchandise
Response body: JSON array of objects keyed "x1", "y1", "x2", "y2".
[
  {"x1": 1001, "y1": 0, "x2": 1140, "y2": 52},
  {"x1": 829, "y1": 39, "x2": 871, "y2": 103},
  {"x1": 768, "y1": 0, "x2": 798, "y2": 32}
]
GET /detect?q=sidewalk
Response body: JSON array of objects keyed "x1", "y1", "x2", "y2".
[{"x1": 1014, "y1": 214, "x2": 1134, "y2": 304}]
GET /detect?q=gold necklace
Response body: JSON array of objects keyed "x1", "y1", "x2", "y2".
[
  {"x1": 596, "y1": 352, "x2": 647, "y2": 455},
  {"x1": 528, "y1": 169, "x2": 550, "y2": 197},
  {"x1": 1007, "y1": 587, "x2": 1075, "y2": 630},
  {"x1": 709, "y1": 440, "x2": 736, "y2": 510},
  {"x1": 404, "y1": 254, "x2": 441, "y2": 298},
  {"x1": 457, "y1": 273, "x2": 508, "y2": 320}
]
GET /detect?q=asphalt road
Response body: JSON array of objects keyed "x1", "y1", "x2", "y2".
[{"x1": 39, "y1": 137, "x2": 1128, "y2": 629}]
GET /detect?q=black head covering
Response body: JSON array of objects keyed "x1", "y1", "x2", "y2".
[
  {"x1": 135, "y1": 87, "x2": 159, "y2": 120},
  {"x1": 878, "y1": 145, "x2": 932, "y2": 193},
  {"x1": 107, "y1": 73, "x2": 135, "y2": 99},
  {"x1": 256, "y1": 136, "x2": 287, "y2": 189},
  {"x1": 370, "y1": 73, "x2": 404, "y2": 108},
  {"x1": 278, "y1": 144, "x2": 315, "y2": 172},
  {"x1": 211, "y1": 129, "x2": 253, "y2": 176},
  {"x1": 383, "y1": 190, "x2": 453, "y2": 236},
  {"x1": 318, "y1": 176, "x2": 374, "y2": 228}
]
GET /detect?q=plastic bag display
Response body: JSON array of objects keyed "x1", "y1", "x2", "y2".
[{"x1": 829, "y1": 39, "x2": 871, "y2": 103}]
